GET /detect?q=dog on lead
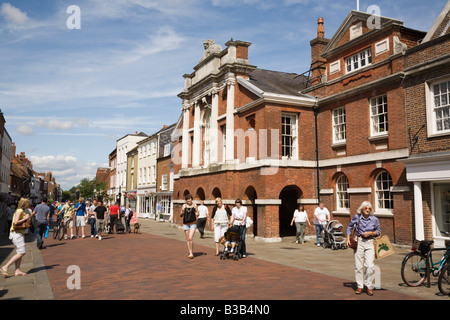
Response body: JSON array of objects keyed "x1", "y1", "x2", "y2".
[{"x1": 133, "y1": 223, "x2": 141, "y2": 234}]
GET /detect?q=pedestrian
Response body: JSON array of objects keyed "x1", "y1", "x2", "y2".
[
  {"x1": 346, "y1": 201, "x2": 381, "y2": 296},
  {"x1": 125, "y1": 204, "x2": 132, "y2": 233},
  {"x1": 74, "y1": 198, "x2": 87, "y2": 238},
  {"x1": 231, "y1": 198, "x2": 247, "y2": 258},
  {"x1": 6, "y1": 204, "x2": 15, "y2": 237},
  {"x1": 32, "y1": 198, "x2": 50, "y2": 249},
  {"x1": 290, "y1": 204, "x2": 311, "y2": 244},
  {"x1": 108, "y1": 201, "x2": 120, "y2": 234},
  {"x1": 62, "y1": 200, "x2": 75, "y2": 239},
  {"x1": 157, "y1": 201, "x2": 162, "y2": 220},
  {"x1": 314, "y1": 202, "x2": 330, "y2": 247},
  {"x1": 197, "y1": 200, "x2": 209, "y2": 239},
  {"x1": 94, "y1": 200, "x2": 107, "y2": 240},
  {"x1": 88, "y1": 199, "x2": 98, "y2": 238},
  {"x1": 211, "y1": 197, "x2": 232, "y2": 256},
  {"x1": 180, "y1": 194, "x2": 198, "y2": 259},
  {"x1": 1, "y1": 198, "x2": 32, "y2": 277}
]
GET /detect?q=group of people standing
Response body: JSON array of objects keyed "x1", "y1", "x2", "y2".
[
  {"x1": 180, "y1": 195, "x2": 248, "y2": 259},
  {"x1": 56, "y1": 198, "x2": 134, "y2": 240}
]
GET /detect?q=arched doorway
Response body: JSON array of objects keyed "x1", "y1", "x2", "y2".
[
  {"x1": 279, "y1": 185, "x2": 302, "y2": 237},
  {"x1": 212, "y1": 187, "x2": 221, "y2": 199},
  {"x1": 196, "y1": 187, "x2": 206, "y2": 201},
  {"x1": 244, "y1": 186, "x2": 257, "y2": 236}
]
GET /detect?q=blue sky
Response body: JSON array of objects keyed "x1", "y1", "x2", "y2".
[{"x1": 0, "y1": 0, "x2": 447, "y2": 190}]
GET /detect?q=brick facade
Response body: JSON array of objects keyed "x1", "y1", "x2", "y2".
[{"x1": 172, "y1": 9, "x2": 449, "y2": 244}]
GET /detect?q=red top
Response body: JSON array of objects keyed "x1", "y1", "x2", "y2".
[{"x1": 109, "y1": 205, "x2": 120, "y2": 216}]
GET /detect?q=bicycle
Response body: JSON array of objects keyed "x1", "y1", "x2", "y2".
[
  {"x1": 401, "y1": 231, "x2": 450, "y2": 295},
  {"x1": 52, "y1": 215, "x2": 64, "y2": 240}
]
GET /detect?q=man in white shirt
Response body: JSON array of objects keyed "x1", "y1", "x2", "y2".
[
  {"x1": 197, "y1": 201, "x2": 209, "y2": 239},
  {"x1": 314, "y1": 202, "x2": 331, "y2": 247}
]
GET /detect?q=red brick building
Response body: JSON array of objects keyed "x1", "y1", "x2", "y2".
[
  {"x1": 172, "y1": 9, "x2": 447, "y2": 244},
  {"x1": 401, "y1": 1, "x2": 450, "y2": 248}
]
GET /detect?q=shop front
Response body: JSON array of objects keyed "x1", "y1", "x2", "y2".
[{"x1": 402, "y1": 151, "x2": 450, "y2": 248}]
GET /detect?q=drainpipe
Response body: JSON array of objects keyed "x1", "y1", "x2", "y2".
[{"x1": 313, "y1": 99, "x2": 320, "y2": 204}]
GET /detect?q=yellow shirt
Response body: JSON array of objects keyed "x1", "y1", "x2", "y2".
[{"x1": 10, "y1": 208, "x2": 31, "y2": 234}]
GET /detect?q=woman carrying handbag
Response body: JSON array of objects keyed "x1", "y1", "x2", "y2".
[
  {"x1": 346, "y1": 201, "x2": 381, "y2": 296},
  {"x1": 1, "y1": 198, "x2": 33, "y2": 278}
]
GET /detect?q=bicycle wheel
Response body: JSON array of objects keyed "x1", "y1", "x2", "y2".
[
  {"x1": 438, "y1": 261, "x2": 450, "y2": 295},
  {"x1": 401, "y1": 251, "x2": 428, "y2": 287},
  {"x1": 53, "y1": 224, "x2": 59, "y2": 239},
  {"x1": 57, "y1": 222, "x2": 65, "y2": 241}
]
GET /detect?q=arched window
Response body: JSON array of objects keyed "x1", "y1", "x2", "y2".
[
  {"x1": 375, "y1": 171, "x2": 393, "y2": 211},
  {"x1": 336, "y1": 175, "x2": 349, "y2": 211}
]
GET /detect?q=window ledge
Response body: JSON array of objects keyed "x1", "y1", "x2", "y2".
[
  {"x1": 331, "y1": 141, "x2": 346, "y2": 148},
  {"x1": 368, "y1": 133, "x2": 388, "y2": 142}
]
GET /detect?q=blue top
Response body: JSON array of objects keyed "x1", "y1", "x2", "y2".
[
  {"x1": 346, "y1": 213, "x2": 381, "y2": 237},
  {"x1": 75, "y1": 203, "x2": 86, "y2": 216}
]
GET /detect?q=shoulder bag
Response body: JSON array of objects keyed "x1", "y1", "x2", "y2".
[
  {"x1": 13, "y1": 209, "x2": 32, "y2": 231},
  {"x1": 348, "y1": 214, "x2": 360, "y2": 250}
]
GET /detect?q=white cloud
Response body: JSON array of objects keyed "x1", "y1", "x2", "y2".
[
  {"x1": 16, "y1": 125, "x2": 34, "y2": 136},
  {"x1": 29, "y1": 154, "x2": 104, "y2": 190},
  {"x1": 36, "y1": 119, "x2": 74, "y2": 131},
  {"x1": 1, "y1": 3, "x2": 28, "y2": 25}
]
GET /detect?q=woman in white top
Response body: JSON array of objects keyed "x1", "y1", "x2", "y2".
[
  {"x1": 211, "y1": 198, "x2": 231, "y2": 256},
  {"x1": 290, "y1": 204, "x2": 311, "y2": 244},
  {"x1": 231, "y1": 199, "x2": 247, "y2": 258}
]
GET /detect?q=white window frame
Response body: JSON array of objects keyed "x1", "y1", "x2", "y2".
[
  {"x1": 375, "y1": 171, "x2": 393, "y2": 214},
  {"x1": 345, "y1": 47, "x2": 372, "y2": 74},
  {"x1": 164, "y1": 143, "x2": 171, "y2": 157},
  {"x1": 332, "y1": 107, "x2": 346, "y2": 144},
  {"x1": 281, "y1": 113, "x2": 298, "y2": 159},
  {"x1": 336, "y1": 175, "x2": 349, "y2": 211},
  {"x1": 426, "y1": 77, "x2": 450, "y2": 137},
  {"x1": 161, "y1": 174, "x2": 168, "y2": 191},
  {"x1": 370, "y1": 94, "x2": 388, "y2": 137}
]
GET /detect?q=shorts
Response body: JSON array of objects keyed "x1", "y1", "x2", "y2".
[
  {"x1": 97, "y1": 219, "x2": 105, "y2": 231},
  {"x1": 76, "y1": 216, "x2": 86, "y2": 227},
  {"x1": 64, "y1": 216, "x2": 73, "y2": 228},
  {"x1": 9, "y1": 232, "x2": 26, "y2": 255},
  {"x1": 182, "y1": 224, "x2": 197, "y2": 231}
]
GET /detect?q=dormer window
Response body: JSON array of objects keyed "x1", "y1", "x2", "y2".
[{"x1": 345, "y1": 48, "x2": 372, "y2": 73}]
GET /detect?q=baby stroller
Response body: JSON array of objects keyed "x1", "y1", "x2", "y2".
[
  {"x1": 220, "y1": 226, "x2": 242, "y2": 261},
  {"x1": 323, "y1": 220, "x2": 347, "y2": 250}
]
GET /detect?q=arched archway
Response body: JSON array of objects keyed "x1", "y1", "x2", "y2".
[
  {"x1": 244, "y1": 186, "x2": 258, "y2": 236},
  {"x1": 212, "y1": 187, "x2": 222, "y2": 199},
  {"x1": 279, "y1": 185, "x2": 302, "y2": 237},
  {"x1": 196, "y1": 187, "x2": 206, "y2": 201}
]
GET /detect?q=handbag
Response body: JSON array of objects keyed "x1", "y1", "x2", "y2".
[
  {"x1": 348, "y1": 214, "x2": 360, "y2": 250},
  {"x1": 13, "y1": 217, "x2": 32, "y2": 231},
  {"x1": 246, "y1": 216, "x2": 253, "y2": 228},
  {"x1": 373, "y1": 234, "x2": 395, "y2": 259}
]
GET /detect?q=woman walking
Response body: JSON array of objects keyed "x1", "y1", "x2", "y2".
[
  {"x1": 180, "y1": 194, "x2": 198, "y2": 259},
  {"x1": 1, "y1": 198, "x2": 33, "y2": 277},
  {"x1": 290, "y1": 204, "x2": 311, "y2": 244},
  {"x1": 211, "y1": 197, "x2": 232, "y2": 256},
  {"x1": 231, "y1": 199, "x2": 247, "y2": 258},
  {"x1": 346, "y1": 201, "x2": 381, "y2": 296}
]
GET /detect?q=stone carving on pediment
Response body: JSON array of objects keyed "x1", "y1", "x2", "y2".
[{"x1": 201, "y1": 39, "x2": 222, "y2": 62}]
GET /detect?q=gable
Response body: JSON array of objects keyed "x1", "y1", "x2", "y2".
[
  {"x1": 322, "y1": 10, "x2": 404, "y2": 59},
  {"x1": 423, "y1": 1, "x2": 450, "y2": 43}
]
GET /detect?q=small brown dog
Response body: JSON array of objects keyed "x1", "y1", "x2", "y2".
[{"x1": 133, "y1": 223, "x2": 141, "y2": 234}]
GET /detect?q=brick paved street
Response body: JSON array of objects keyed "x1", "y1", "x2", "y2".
[{"x1": 38, "y1": 219, "x2": 425, "y2": 301}]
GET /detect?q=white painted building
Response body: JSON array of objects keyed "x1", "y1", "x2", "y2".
[
  {"x1": 136, "y1": 133, "x2": 158, "y2": 218},
  {"x1": 116, "y1": 132, "x2": 147, "y2": 206}
]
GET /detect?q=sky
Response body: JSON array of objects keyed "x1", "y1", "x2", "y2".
[{"x1": 0, "y1": 0, "x2": 447, "y2": 190}]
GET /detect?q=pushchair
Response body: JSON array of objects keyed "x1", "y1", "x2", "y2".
[
  {"x1": 220, "y1": 226, "x2": 242, "y2": 261},
  {"x1": 323, "y1": 220, "x2": 347, "y2": 250}
]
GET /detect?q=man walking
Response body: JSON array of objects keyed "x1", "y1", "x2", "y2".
[
  {"x1": 197, "y1": 200, "x2": 209, "y2": 239},
  {"x1": 32, "y1": 198, "x2": 50, "y2": 249},
  {"x1": 314, "y1": 202, "x2": 330, "y2": 247},
  {"x1": 108, "y1": 201, "x2": 120, "y2": 234},
  {"x1": 94, "y1": 200, "x2": 107, "y2": 240}
]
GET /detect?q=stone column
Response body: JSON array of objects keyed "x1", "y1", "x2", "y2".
[
  {"x1": 225, "y1": 78, "x2": 235, "y2": 163},
  {"x1": 210, "y1": 90, "x2": 219, "y2": 164},
  {"x1": 181, "y1": 101, "x2": 190, "y2": 169},
  {"x1": 413, "y1": 181, "x2": 424, "y2": 241},
  {"x1": 193, "y1": 101, "x2": 201, "y2": 167}
]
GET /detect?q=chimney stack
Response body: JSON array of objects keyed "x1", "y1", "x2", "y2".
[{"x1": 310, "y1": 17, "x2": 330, "y2": 87}]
